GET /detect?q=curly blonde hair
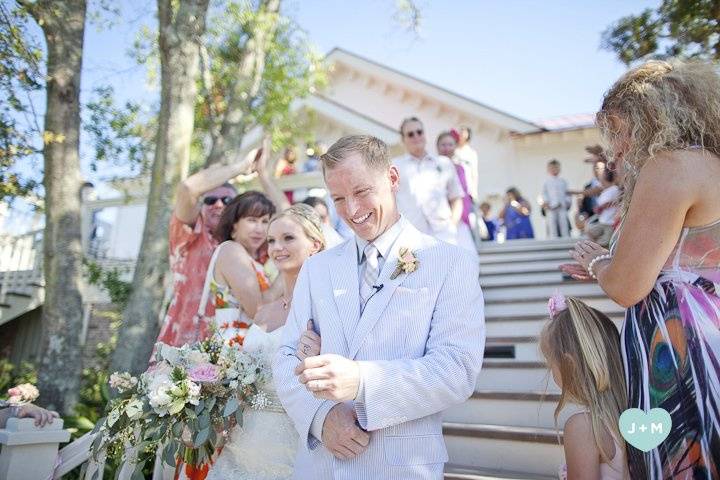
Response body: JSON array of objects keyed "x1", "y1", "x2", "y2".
[{"x1": 596, "y1": 60, "x2": 720, "y2": 216}]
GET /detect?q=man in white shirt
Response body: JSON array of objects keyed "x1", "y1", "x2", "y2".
[
  {"x1": 541, "y1": 159, "x2": 571, "y2": 238},
  {"x1": 454, "y1": 126, "x2": 479, "y2": 202},
  {"x1": 392, "y1": 117, "x2": 465, "y2": 244}
]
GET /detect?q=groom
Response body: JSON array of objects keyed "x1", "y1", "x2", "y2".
[{"x1": 273, "y1": 135, "x2": 485, "y2": 479}]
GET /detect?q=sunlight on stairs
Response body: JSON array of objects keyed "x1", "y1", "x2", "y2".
[{"x1": 443, "y1": 238, "x2": 623, "y2": 480}]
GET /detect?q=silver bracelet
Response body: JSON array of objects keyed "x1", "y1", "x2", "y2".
[{"x1": 588, "y1": 254, "x2": 612, "y2": 279}]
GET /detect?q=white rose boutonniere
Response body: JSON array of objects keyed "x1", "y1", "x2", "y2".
[{"x1": 391, "y1": 247, "x2": 419, "y2": 279}]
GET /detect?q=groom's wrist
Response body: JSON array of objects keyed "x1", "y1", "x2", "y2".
[
  {"x1": 309, "y1": 400, "x2": 335, "y2": 443},
  {"x1": 353, "y1": 361, "x2": 366, "y2": 403}
]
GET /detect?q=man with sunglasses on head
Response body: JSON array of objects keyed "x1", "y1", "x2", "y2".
[
  {"x1": 392, "y1": 117, "x2": 465, "y2": 244},
  {"x1": 155, "y1": 159, "x2": 248, "y2": 349}
]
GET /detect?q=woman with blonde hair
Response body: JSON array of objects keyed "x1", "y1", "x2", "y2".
[
  {"x1": 562, "y1": 60, "x2": 720, "y2": 477},
  {"x1": 206, "y1": 203, "x2": 325, "y2": 480},
  {"x1": 540, "y1": 294, "x2": 627, "y2": 479}
]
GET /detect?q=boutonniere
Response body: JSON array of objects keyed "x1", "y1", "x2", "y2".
[{"x1": 391, "y1": 247, "x2": 419, "y2": 279}]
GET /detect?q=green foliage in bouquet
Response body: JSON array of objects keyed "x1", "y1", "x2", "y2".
[{"x1": 91, "y1": 335, "x2": 271, "y2": 477}]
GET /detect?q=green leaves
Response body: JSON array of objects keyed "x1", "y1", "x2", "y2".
[
  {"x1": 601, "y1": 0, "x2": 720, "y2": 65},
  {"x1": 193, "y1": 427, "x2": 210, "y2": 447},
  {"x1": 83, "y1": 85, "x2": 153, "y2": 174},
  {"x1": 163, "y1": 441, "x2": 178, "y2": 467},
  {"x1": 223, "y1": 396, "x2": 239, "y2": 417}
]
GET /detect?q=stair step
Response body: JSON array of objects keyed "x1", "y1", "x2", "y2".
[
  {"x1": 485, "y1": 296, "x2": 621, "y2": 318},
  {"x1": 444, "y1": 423, "x2": 561, "y2": 444},
  {"x1": 478, "y1": 251, "x2": 570, "y2": 265},
  {"x1": 480, "y1": 272, "x2": 564, "y2": 287},
  {"x1": 443, "y1": 390, "x2": 581, "y2": 429},
  {"x1": 487, "y1": 336, "x2": 540, "y2": 361},
  {"x1": 6, "y1": 291, "x2": 32, "y2": 298},
  {"x1": 478, "y1": 361, "x2": 557, "y2": 392},
  {"x1": 480, "y1": 239, "x2": 578, "y2": 255},
  {"x1": 485, "y1": 315, "x2": 623, "y2": 338},
  {"x1": 479, "y1": 261, "x2": 565, "y2": 276},
  {"x1": 445, "y1": 464, "x2": 557, "y2": 480},
  {"x1": 483, "y1": 283, "x2": 604, "y2": 302},
  {"x1": 478, "y1": 238, "x2": 576, "y2": 252},
  {"x1": 444, "y1": 423, "x2": 563, "y2": 476}
]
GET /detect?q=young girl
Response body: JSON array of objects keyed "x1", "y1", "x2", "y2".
[{"x1": 540, "y1": 294, "x2": 628, "y2": 479}]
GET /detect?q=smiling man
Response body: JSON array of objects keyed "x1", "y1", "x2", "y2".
[{"x1": 273, "y1": 135, "x2": 486, "y2": 480}]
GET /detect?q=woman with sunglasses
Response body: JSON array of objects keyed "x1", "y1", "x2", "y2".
[{"x1": 155, "y1": 156, "x2": 255, "y2": 349}]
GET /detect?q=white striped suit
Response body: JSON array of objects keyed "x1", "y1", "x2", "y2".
[{"x1": 272, "y1": 219, "x2": 485, "y2": 480}]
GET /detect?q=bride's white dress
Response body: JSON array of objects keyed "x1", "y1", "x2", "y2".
[{"x1": 207, "y1": 324, "x2": 298, "y2": 480}]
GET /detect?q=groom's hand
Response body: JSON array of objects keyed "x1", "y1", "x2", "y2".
[
  {"x1": 321, "y1": 403, "x2": 370, "y2": 459},
  {"x1": 295, "y1": 354, "x2": 360, "y2": 402}
]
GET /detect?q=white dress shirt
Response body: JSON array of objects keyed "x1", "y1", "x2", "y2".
[
  {"x1": 542, "y1": 175, "x2": 570, "y2": 209},
  {"x1": 392, "y1": 153, "x2": 464, "y2": 240}
]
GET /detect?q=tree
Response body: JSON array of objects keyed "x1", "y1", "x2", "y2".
[
  {"x1": 203, "y1": 0, "x2": 281, "y2": 167},
  {"x1": 111, "y1": 0, "x2": 211, "y2": 375},
  {"x1": 0, "y1": 2, "x2": 43, "y2": 200},
  {"x1": 111, "y1": 0, "x2": 329, "y2": 374},
  {"x1": 18, "y1": 0, "x2": 88, "y2": 414},
  {"x1": 602, "y1": 0, "x2": 720, "y2": 65}
]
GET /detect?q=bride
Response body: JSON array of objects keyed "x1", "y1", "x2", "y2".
[{"x1": 207, "y1": 203, "x2": 326, "y2": 480}]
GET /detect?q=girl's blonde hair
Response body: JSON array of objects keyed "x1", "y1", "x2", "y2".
[
  {"x1": 597, "y1": 60, "x2": 720, "y2": 217},
  {"x1": 539, "y1": 297, "x2": 627, "y2": 464},
  {"x1": 269, "y1": 203, "x2": 326, "y2": 251}
]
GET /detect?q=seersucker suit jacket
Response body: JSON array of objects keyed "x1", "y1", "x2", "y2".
[{"x1": 272, "y1": 218, "x2": 485, "y2": 480}]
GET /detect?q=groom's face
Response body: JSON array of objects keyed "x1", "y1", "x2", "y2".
[{"x1": 325, "y1": 152, "x2": 400, "y2": 242}]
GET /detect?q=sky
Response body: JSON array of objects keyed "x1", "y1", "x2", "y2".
[{"x1": 82, "y1": 0, "x2": 660, "y2": 122}]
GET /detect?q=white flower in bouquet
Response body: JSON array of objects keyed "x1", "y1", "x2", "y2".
[
  {"x1": 186, "y1": 350, "x2": 210, "y2": 366},
  {"x1": 156, "y1": 343, "x2": 182, "y2": 365},
  {"x1": 240, "y1": 371, "x2": 257, "y2": 386},
  {"x1": 6, "y1": 383, "x2": 40, "y2": 404},
  {"x1": 148, "y1": 382, "x2": 173, "y2": 416},
  {"x1": 108, "y1": 372, "x2": 138, "y2": 393},
  {"x1": 187, "y1": 380, "x2": 201, "y2": 403}
]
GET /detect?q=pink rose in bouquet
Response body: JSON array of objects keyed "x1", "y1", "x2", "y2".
[{"x1": 188, "y1": 363, "x2": 220, "y2": 383}]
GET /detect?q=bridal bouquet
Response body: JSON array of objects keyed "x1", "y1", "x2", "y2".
[{"x1": 92, "y1": 336, "x2": 271, "y2": 477}]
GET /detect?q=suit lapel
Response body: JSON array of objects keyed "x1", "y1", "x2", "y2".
[
  {"x1": 349, "y1": 222, "x2": 421, "y2": 359},
  {"x1": 328, "y1": 239, "x2": 359, "y2": 356}
]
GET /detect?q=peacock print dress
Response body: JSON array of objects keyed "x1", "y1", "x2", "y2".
[{"x1": 622, "y1": 218, "x2": 720, "y2": 479}]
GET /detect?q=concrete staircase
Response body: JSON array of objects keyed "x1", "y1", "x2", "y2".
[{"x1": 443, "y1": 238, "x2": 624, "y2": 480}]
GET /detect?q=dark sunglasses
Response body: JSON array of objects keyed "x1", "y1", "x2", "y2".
[
  {"x1": 405, "y1": 129, "x2": 423, "y2": 138},
  {"x1": 202, "y1": 196, "x2": 233, "y2": 206}
]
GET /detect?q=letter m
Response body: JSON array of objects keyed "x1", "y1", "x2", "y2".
[{"x1": 650, "y1": 423, "x2": 664, "y2": 434}]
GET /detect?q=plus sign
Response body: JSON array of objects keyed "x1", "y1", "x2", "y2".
[{"x1": 639, "y1": 424, "x2": 647, "y2": 432}]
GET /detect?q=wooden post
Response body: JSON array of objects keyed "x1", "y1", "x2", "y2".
[{"x1": 0, "y1": 417, "x2": 70, "y2": 480}]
